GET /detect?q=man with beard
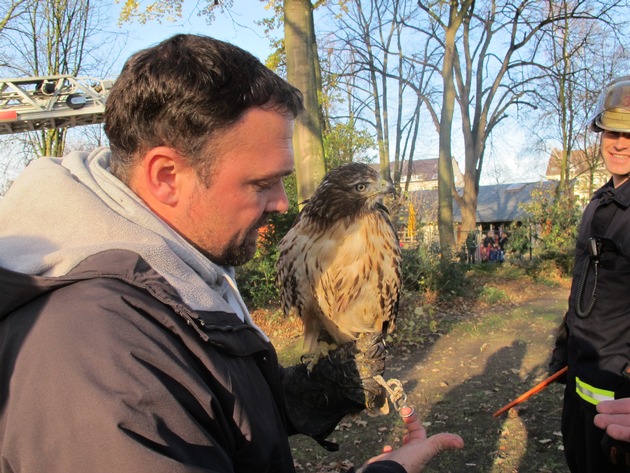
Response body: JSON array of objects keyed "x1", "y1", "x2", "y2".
[{"x1": 0, "y1": 34, "x2": 462, "y2": 472}]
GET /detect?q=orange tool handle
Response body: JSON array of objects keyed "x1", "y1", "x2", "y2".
[{"x1": 493, "y1": 366, "x2": 568, "y2": 417}]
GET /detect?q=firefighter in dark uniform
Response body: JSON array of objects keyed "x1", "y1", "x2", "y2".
[{"x1": 550, "y1": 76, "x2": 630, "y2": 473}]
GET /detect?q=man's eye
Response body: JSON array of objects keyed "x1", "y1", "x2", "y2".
[{"x1": 256, "y1": 181, "x2": 277, "y2": 191}]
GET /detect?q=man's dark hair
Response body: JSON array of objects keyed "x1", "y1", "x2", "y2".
[{"x1": 104, "y1": 34, "x2": 304, "y2": 184}]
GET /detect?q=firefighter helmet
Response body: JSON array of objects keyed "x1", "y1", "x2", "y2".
[{"x1": 588, "y1": 76, "x2": 630, "y2": 133}]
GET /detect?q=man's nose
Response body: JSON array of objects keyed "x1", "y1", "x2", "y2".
[
  {"x1": 266, "y1": 182, "x2": 290, "y2": 214},
  {"x1": 614, "y1": 133, "x2": 630, "y2": 148}
]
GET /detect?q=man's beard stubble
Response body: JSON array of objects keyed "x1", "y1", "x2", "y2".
[{"x1": 207, "y1": 213, "x2": 271, "y2": 267}]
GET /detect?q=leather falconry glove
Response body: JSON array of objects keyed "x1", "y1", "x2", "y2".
[{"x1": 282, "y1": 334, "x2": 387, "y2": 450}]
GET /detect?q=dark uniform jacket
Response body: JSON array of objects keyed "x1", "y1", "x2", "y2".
[{"x1": 565, "y1": 178, "x2": 630, "y2": 399}]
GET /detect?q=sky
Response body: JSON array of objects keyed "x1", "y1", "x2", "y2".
[{"x1": 114, "y1": 2, "x2": 275, "y2": 68}]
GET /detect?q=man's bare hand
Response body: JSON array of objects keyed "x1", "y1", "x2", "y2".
[
  {"x1": 361, "y1": 406, "x2": 464, "y2": 473},
  {"x1": 595, "y1": 398, "x2": 630, "y2": 442}
]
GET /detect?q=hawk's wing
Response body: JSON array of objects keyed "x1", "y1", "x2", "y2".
[{"x1": 277, "y1": 207, "x2": 401, "y2": 352}]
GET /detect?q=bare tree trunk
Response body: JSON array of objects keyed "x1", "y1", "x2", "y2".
[
  {"x1": 555, "y1": 4, "x2": 573, "y2": 199},
  {"x1": 284, "y1": 0, "x2": 326, "y2": 206},
  {"x1": 435, "y1": 2, "x2": 469, "y2": 251}
]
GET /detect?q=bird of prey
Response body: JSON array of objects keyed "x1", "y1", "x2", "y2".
[{"x1": 276, "y1": 162, "x2": 402, "y2": 370}]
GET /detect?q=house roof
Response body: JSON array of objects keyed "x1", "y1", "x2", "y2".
[
  {"x1": 409, "y1": 181, "x2": 557, "y2": 224},
  {"x1": 397, "y1": 159, "x2": 439, "y2": 180},
  {"x1": 545, "y1": 147, "x2": 601, "y2": 178},
  {"x1": 370, "y1": 158, "x2": 463, "y2": 182},
  {"x1": 371, "y1": 159, "x2": 439, "y2": 179}
]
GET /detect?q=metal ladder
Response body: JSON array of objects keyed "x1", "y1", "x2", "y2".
[{"x1": 0, "y1": 75, "x2": 113, "y2": 134}]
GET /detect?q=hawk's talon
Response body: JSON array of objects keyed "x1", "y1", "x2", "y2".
[{"x1": 303, "y1": 340, "x2": 337, "y2": 373}]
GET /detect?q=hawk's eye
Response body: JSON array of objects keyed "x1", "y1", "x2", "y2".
[{"x1": 356, "y1": 183, "x2": 367, "y2": 192}]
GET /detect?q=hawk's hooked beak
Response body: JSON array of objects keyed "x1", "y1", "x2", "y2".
[{"x1": 381, "y1": 179, "x2": 396, "y2": 198}]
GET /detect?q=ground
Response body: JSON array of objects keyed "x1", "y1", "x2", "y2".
[{"x1": 252, "y1": 264, "x2": 572, "y2": 473}]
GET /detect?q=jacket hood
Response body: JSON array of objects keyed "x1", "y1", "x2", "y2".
[{"x1": 0, "y1": 149, "x2": 265, "y2": 337}]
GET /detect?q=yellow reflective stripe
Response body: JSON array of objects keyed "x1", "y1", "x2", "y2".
[{"x1": 576, "y1": 376, "x2": 615, "y2": 405}]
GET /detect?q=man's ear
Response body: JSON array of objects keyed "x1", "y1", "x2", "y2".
[{"x1": 137, "y1": 147, "x2": 190, "y2": 206}]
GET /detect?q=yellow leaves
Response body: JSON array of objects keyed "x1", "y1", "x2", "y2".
[
  {"x1": 117, "y1": 0, "x2": 139, "y2": 24},
  {"x1": 116, "y1": 0, "x2": 184, "y2": 25},
  {"x1": 407, "y1": 203, "x2": 416, "y2": 240}
]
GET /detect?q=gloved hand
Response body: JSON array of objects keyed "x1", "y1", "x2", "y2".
[
  {"x1": 548, "y1": 318, "x2": 568, "y2": 384},
  {"x1": 282, "y1": 334, "x2": 387, "y2": 449}
]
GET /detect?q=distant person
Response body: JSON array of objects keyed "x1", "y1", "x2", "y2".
[
  {"x1": 465, "y1": 231, "x2": 478, "y2": 264},
  {"x1": 0, "y1": 34, "x2": 463, "y2": 472},
  {"x1": 549, "y1": 76, "x2": 630, "y2": 472},
  {"x1": 489, "y1": 240, "x2": 501, "y2": 262},
  {"x1": 482, "y1": 230, "x2": 495, "y2": 262}
]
